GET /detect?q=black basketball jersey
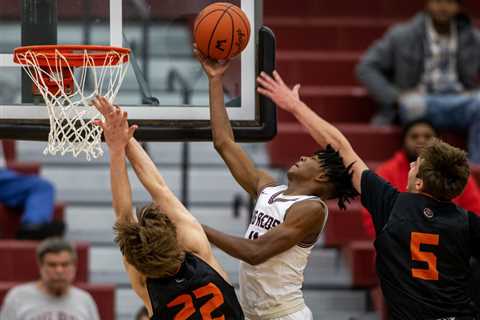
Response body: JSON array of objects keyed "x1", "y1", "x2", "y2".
[
  {"x1": 146, "y1": 252, "x2": 244, "y2": 320},
  {"x1": 361, "y1": 170, "x2": 480, "y2": 320}
]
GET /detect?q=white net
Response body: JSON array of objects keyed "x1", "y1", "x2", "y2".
[{"x1": 15, "y1": 48, "x2": 130, "y2": 160}]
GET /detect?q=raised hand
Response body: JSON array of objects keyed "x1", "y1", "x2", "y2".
[
  {"x1": 257, "y1": 71, "x2": 302, "y2": 114},
  {"x1": 193, "y1": 43, "x2": 231, "y2": 79},
  {"x1": 91, "y1": 96, "x2": 116, "y2": 117},
  {"x1": 93, "y1": 105, "x2": 138, "y2": 153}
]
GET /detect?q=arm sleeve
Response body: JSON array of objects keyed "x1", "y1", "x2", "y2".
[
  {"x1": 469, "y1": 211, "x2": 480, "y2": 259},
  {"x1": 356, "y1": 26, "x2": 401, "y2": 107},
  {"x1": 361, "y1": 170, "x2": 400, "y2": 234}
]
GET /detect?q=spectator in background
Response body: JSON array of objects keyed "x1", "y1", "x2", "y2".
[
  {"x1": 0, "y1": 78, "x2": 64, "y2": 240},
  {"x1": 0, "y1": 168, "x2": 65, "y2": 240},
  {"x1": 0, "y1": 238, "x2": 99, "y2": 320},
  {"x1": 135, "y1": 306, "x2": 149, "y2": 320},
  {"x1": 361, "y1": 119, "x2": 480, "y2": 238},
  {"x1": 356, "y1": 0, "x2": 480, "y2": 162}
]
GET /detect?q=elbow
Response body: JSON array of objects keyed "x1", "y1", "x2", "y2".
[
  {"x1": 244, "y1": 248, "x2": 267, "y2": 266},
  {"x1": 213, "y1": 137, "x2": 233, "y2": 152},
  {"x1": 355, "y1": 61, "x2": 370, "y2": 85}
]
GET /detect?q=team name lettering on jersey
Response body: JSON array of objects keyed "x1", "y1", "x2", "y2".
[{"x1": 250, "y1": 210, "x2": 281, "y2": 231}]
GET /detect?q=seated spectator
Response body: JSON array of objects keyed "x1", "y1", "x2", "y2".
[
  {"x1": 361, "y1": 119, "x2": 480, "y2": 238},
  {"x1": 135, "y1": 306, "x2": 149, "y2": 320},
  {"x1": 0, "y1": 238, "x2": 100, "y2": 320},
  {"x1": 356, "y1": 0, "x2": 480, "y2": 162},
  {"x1": 0, "y1": 166, "x2": 64, "y2": 240}
]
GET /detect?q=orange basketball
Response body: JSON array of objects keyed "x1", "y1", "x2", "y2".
[{"x1": 194, "y1": 2, "x2": 251, "y2": 60}]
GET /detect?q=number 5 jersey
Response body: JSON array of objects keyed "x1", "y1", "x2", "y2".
[{"x1": 361, "y1": 170, "x2": 480, "y2": 320}]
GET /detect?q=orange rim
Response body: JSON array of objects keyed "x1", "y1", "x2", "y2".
[{"x1": 13, "y1": 44, "x2": 130, "y2": 67}]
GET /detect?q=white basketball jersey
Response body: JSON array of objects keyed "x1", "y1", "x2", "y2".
[{"x1": 239, "y1": 185, "x2": 328, "y2": 319}]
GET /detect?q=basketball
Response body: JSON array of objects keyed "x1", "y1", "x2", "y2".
[{"x1": 194, "y1": 2, "x2": 251, "y2": 60}]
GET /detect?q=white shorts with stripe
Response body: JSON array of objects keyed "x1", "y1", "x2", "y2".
[{"x1": 245, "y1": 306, "x2": 313, "y2": 320}]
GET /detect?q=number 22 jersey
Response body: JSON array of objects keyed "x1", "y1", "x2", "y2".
[{"x1": 146, "y1": 252, "x2": 244, "y2": 319}]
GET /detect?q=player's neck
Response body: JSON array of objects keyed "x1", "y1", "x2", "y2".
[{"x1": 284, "y1": 181, "x2": 318, "y2": 197}]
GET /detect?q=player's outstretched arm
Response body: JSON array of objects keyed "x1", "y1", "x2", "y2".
[
  {"x1": 94, "y1": 107, "x2": 137, "y2": 223},
  {"x1": 92, "y1": 97, "x2": 227, "y2": 279},
  {"x1": 203, "y1": 200, "x2": 326, "y2": 265},
  {"x1": 194, "y1": 46, "x2": 276, "y2": 198},
  {"x1": 92, "y1": 97, "x2": 192, "y2": 225},
  {"x1": 257, "y1": 71, "x2": 368, "y2": 193}
]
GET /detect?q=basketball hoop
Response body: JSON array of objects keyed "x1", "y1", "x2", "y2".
[{"x1": 14, "y1": 45, "x2": 130, "y2": 160}]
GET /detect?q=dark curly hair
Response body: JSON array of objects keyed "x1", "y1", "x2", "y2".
[{"x1": 314, "y1": 145, "x2": 359, "y2": 210}]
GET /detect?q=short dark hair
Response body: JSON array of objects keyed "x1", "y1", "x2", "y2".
[
  {"x1": 135, "y1": 306, "x2": 149, "y2": 320},
  {"x1": 401, "y1": 119, "x2": 438, "y2": 141},
  {"x1": 417, "y1": 139, "x2": 469, "y2": 200},
  {"x1": 315, "y1": 145, "x2": 359, "y2": 210},
  {"x1": 114, "y1": 203, "x2": 184, "y2": 278},
  {"x1": 36, "y1": 238, "x2": 77, "y2": 265}
]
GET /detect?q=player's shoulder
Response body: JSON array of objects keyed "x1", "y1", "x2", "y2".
[{"x1": 289, "y1": 198, "x2": 327, "y2": 220}]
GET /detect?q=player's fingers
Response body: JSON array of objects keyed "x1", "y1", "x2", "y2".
[
  {"x1": 256, "y1": 76, "x2": 275, "y2": 91},
  {"x1": 292, "y1": 84, "x2": 301, "y2": 96},
  {"x1": 122, "y1": 111, "x2": 129, "y2": 123},
  {"x1": 257, "y1": 87, "x2": 273, "y2": 99},
  {"x1": 273, "y1": 70, "x2": 286, "y2": 86},
  {"x1": 98, "y1": 96, "x2": 111, "y2": 112},
  {"x1": 90, "y1": 97, "x2": 102, "y2": 110},
  {"x1": 128, "y1": 124, "x2": 138, "y2": 138},
  {"x1": 259, "y1": 72, "x2": 278, "y2": 88},
  {"x1": 193, "y1": 46, "x2": 206, "y2": 63},
  {"x1": 93, "y1": 119, "x2": 106, "y2": 130}
]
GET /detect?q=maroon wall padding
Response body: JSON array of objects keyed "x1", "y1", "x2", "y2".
[
  {"x1": 342, "y1": 240, "x2": 377, "y2": 287},
  {"x1": 0, "y1": 204, "x2": 65, "y2": 239},
  {"x1": 0, "y1": 282, "x2": 115, "y2": 320},
  {"x1": 277, "y1": 87, "x2": 375, "y2": 124},
  {"x1": 268, "y1": 123, "x2": 403, "y2": 168},
  {"x1": 266, "y1": 18, "x2": 390, "y2": 52},
  {"x1": 323, "y1": 202, "x2": 371, "y2": 247},
  {"x1": 0, "y1": 240, "x2": 89, "y2": 283},
  {"x1": 264, "y1": 0, "x2": 480, "y2": 19},
  {"x1": 2, "y1": 140, "x2": 16, "y2": 163},
  {"x1": 277, "y1": 51, "x2": 359, "y2": 87}
]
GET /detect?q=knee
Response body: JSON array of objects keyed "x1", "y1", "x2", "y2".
[{"x1": 33, "y1": 177, "x2": 56, "y2": 197}]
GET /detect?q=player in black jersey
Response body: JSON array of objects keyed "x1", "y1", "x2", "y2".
[
  {"x1": 91, "y1": 97, "x2": 244, "y2": 320},
  {"x1": 257, "y1": 71, "x2": 480, "y2": 320}
]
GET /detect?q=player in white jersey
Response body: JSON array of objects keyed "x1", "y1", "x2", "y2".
[{"x1": 195, "y1": 47, "x2": 359, "y2": 319}]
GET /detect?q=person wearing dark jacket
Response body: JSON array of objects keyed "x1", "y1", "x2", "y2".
[{"x1": 357, "y1": 0, "x2": 480, "y2": 162}]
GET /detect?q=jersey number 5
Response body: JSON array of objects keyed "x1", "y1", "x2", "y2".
[
  {"x1": 167, "y1": 282, "x2": 225, "y2": 320},
  {"x1": 410, "y1": 232, "x2": 439, "y2": 281}
]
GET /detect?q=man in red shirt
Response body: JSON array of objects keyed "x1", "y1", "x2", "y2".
[{"x1": 361, "y1": 119, "x2": 480, "y2": 239}]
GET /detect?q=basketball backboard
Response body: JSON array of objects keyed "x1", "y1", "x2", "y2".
[{"x1": 0, "y1": 0, "x2": 276, "y2": 142}]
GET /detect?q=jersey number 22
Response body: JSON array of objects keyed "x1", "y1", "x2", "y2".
[{"x1": 167, "y1": 282, "x2": 225, "y2": 319}]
